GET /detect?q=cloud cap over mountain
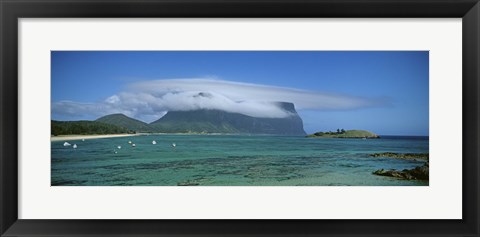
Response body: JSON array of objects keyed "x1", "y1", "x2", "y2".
[{"x1": 52, "y1": 78, "x2": 389, "y2": 122}]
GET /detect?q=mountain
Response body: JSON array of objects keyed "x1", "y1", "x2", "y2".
[
  {"x1": 149, "y1": 102, "x2": 306, "y2": 135},
  {"x1": 51, "y1": 120, "x2": 130, "y2": 136},
  {"x1": 96, "y1": 113, "x2": 151, "y2": 132}
]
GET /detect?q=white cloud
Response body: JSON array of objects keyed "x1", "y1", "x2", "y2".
[{"x1": 52, "y1": 78, "x2": 389, "y2": 122}]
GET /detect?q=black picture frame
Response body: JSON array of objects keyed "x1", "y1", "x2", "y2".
[{"x1": 1, "y1": 0, "x2": 479, "y2": 236}]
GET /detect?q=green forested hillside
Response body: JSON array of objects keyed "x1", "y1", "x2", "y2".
[
  {"x1": 51, "y1": 120, "x2": 131, "y2": 136},
  {"x1": 96, "y1": 114, "x2": 151, "y2": 132}
]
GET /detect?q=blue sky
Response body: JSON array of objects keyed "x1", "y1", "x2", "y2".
[{"x1": 51, "y1": 51, "x2": 429, "y2": 136}]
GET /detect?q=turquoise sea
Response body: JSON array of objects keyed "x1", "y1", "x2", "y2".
[{"x1": 51, "y1": 135, "x2": 429, "y2": 186}]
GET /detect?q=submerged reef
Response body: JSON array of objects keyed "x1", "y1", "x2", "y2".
[
  {"x1": 369, "y1": 152, "x2": 429, "y2": 160},
  {"x1": 373, "y1": 162, "x2": 429, "y2": 181}
]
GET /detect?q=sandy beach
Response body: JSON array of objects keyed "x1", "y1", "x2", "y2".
[{"x1": 51, "y1": 134, "x2": 142, "y2": 142}]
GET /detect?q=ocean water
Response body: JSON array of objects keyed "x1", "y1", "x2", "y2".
[{"x1": 51, "y1": 135, "x2": 429, "y2": 186}]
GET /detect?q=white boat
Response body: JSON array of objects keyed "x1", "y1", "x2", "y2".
[
  {"x1": 73, "y1": 144, "x2": 77, "y2": 149},
  {"x1": 172, "y1": 143, "x2": 176, "y2": 148},
  {"x1": 63, "y1": 142, "x2": 71, "y2": 147},
  {"x1": 128, "y1": 141, "x2": 132, "y2": 144},
  {"x1": 132, "y1": 143, "x2": 136, "y2": 147},
  {"x1": 117, "y1": 145, "x2": 122, "y2": 149},
  {"x1": 152, "y1": 140, "x2": 157, "y2": 145}
]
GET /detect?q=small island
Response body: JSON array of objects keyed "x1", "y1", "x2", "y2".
[{"x1": 306, "y1": 129, "x2": 380, "y2": 139}]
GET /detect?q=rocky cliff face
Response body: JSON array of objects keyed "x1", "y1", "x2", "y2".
[{"x1": 150, "y1": 102, "x2": 306, "y2": 135}]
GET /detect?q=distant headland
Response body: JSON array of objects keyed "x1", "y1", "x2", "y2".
[{"x1": 306, "y1": 129, "x2": 380, "y2": 139}]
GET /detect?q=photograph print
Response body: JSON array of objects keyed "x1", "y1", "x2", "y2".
[{"x1": 51, "y1": 51, "x2": 429, "y2": 186}]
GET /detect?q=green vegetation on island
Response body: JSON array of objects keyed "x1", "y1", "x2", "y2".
[
  {"x1": 306, "y1": 129, "x2": 379, "y2": 138},
  {"x1": 51, "y1": 120, "x2": 133, "y2": 136}
]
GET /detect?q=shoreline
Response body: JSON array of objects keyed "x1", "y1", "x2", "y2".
[
  {"x1": 51, "y1": 133, "x2": 429, "y2": 141},
  {"x1": 51, "y1": 133, "x2": 142, "y2": 142}
]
